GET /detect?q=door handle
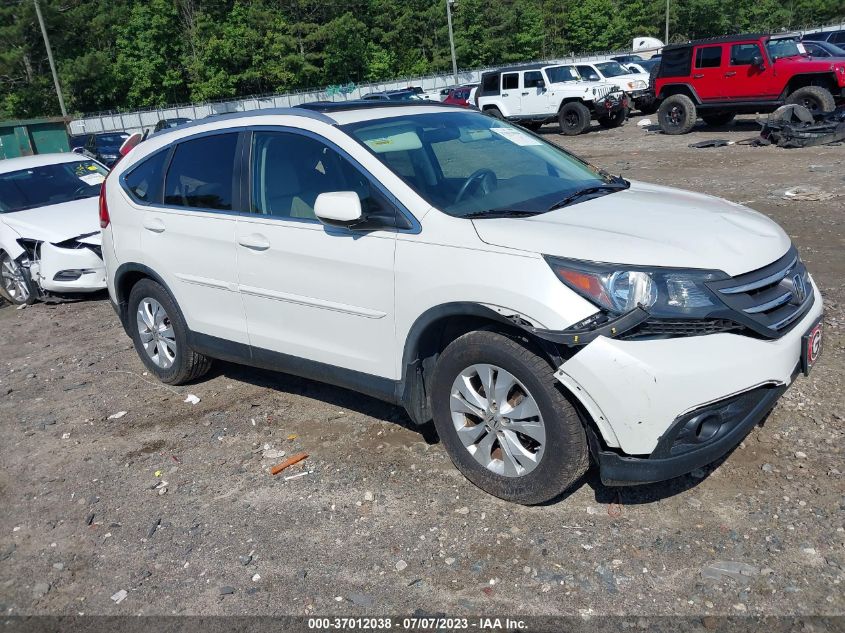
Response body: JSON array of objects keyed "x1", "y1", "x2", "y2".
[
  {"x1": 502, "y1": 93, "x2": 509, "y2": 97},
  {"x1": 237, "y1": 234, "x2": 270, "y2": 251},
  {"x1": 142, "y1": 218, "x2": 165, "y2": 233},
  {"x1": 724, "y1": 71, "x2": 737, "y2": 77},
  {"x1": 693, "y1": 73, "x2": 704, "y2": 79},
  {"x1": 521, "y1": 91, "x2": 529, "y2": 95}
]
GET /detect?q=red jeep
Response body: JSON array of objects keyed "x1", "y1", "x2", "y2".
[{"x1": 653, "y1": 33, "x2": 845, "y2": 134}]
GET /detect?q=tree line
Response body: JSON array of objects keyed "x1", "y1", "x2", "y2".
[{"x1": 1, "y1": 0, "x2": 842, "y2": 119}]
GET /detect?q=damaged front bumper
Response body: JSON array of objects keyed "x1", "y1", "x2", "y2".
[
  {"x1": 524, "y1": 283, "x2": 823, "y2": 486},
  {"x1": 16, "y1": 234, "x2": 106, "y2": 298}
]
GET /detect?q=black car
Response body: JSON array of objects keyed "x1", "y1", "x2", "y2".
[
  {"x1": 77, "y1": 132, "x2": 129, "y2": 167},
  {"x1": 802, "y1": 40, "x2": 845, "y2": 58},
  {"x1": 802, "y1": 29, "x2": 845, "y2": 45}
]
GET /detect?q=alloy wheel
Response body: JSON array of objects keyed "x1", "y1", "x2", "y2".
[
  {"x1": 1, "y1": 254, "x2": 30, "y2": 303},
  {"x1": 449, "y1": 363, "x2": 546, "y2": 477},
  {"x1": 136, "y1": 297, "x2": 177, "y2": 369}
]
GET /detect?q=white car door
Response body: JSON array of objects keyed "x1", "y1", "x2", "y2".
[
  {"x1": 519, "y1": 70, "x2": 549, "y2": 116},
  {"x1": 500, "y1": 72, "x2": 522, "y2": 115},
  {"x1": 139, "y1": 132, "x2": 248, "y2": 345},
  {"x1": 234, "y1": 129, "x2": 398, "y2": 378}
]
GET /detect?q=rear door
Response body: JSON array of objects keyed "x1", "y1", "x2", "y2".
[
  {"x1": 519, "y1": 70, "x2": 549, "y2": 116},
  {"x1": 724, "y1": 41, "x2": 780, "y2": 100},
  {"x1": 500, "y1": 72, "x2": 521, "y2": 115},
  {"x1": 691, "y1": 44, "x2": 725, "y2": 100},
  {"x1": 139, "y1": 131, "x2": 248, "y2": 344}
]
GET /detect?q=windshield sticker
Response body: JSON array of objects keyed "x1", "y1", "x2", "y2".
[
  {"x1": 78, "y1": 173, "x2": 105, "y2": 186},
  {"x1": 491, "y1": 127, "x2": 543, "y2": 146}
]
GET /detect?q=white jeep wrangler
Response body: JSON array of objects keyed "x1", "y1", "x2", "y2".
[{"x1": 476, "y1": 63, "x2": 629, "y2": 135}]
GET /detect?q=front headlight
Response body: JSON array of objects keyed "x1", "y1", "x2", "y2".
[
  {"x1": 546, "y1": 256, "x2": 726, "y2": 318},
  {"x1": 626, "y1": 80, "x2": 647, "y2": 91}
]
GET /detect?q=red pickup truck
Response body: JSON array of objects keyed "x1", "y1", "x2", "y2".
[{"x1": 652, "y1": 33, "x2": 845, "y2": 134}]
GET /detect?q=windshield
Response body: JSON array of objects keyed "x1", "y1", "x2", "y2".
[
  {"x1": 545, "y1": 65, "x2": 580, "y2": 83},
  {"x1": 0, "y1": 160, "x2": 107, "y2": 213},
  {"x1": 595, "y1": 61, "x2": 632, "y2": 77},
  {"x1": 342, "y1": 111, "x2": 616, "y2": 218},
  {"x1": 767, "y1": 38, "x2": 804, "y2": 60}
]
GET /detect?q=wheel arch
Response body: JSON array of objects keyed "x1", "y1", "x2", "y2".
[
  {"x1": 657, "y1": 83, "x2": 700, "y2": 104},
  {"x1": 113, "y1": 263, "x2": 177, "y2": 331},
  {"x1": 398, "y1": 302, "x2": 565, "y2": 425},
  {"x1": 782, "y1": 73, "x2": 837, "y2": 97}
]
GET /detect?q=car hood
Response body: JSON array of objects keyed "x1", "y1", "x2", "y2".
[
  {"x1": 471, "y1": 181, "x2": 791, "y2": 276},
  {"x1": 0, "y1": 197, "x2": 101, "y2": 244}
]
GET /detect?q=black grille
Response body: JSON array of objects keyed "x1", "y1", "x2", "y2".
[
  {"x1": 620, "y1": 318, "x2": 743, "y2": 340},
  {"x1": 707, "y1": 247, "x2": 813, "y2": 337}
]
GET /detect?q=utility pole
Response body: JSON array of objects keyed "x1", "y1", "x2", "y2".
[
  {"x1": 664, "y1": 0, "x2": 669, "y2": 44},
  {"x1": 446, "y1": 0, "x2": 458, "y2": 86},
  {"x1": 33, "y1": 0, "x2": 67, "y2": 117}
]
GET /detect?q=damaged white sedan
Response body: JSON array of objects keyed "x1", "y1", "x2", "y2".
[{"x1": 0, "y1": 153, "x2": 108, "y2": 304}]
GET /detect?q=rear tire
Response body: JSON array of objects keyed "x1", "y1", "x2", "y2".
[
  {"x1": 701, "y1": 112, "x2": 736, "y2": 127},
  {"x1": 430, "y1": 330, "x2": 588, "y2": 505},
  {"x1": 598, "y1": 108, "x2": 626, "y2": 128},
  {"x1": 558, "y1": 102, "x2": 591, "y2": 136},
  {"x1": 786, "y1": 85, "x2": 835, "y2": 114},
  {"x1": 657, "y1": 93, "x2": 697, "y2": 134},
  {"x1": 127, "y1": 278, "x2": 211, "y2": 385},
  {"x1": 484, "y1": 106, "x2": 504, "y2": 120}
]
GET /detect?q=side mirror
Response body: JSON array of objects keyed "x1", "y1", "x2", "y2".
[
  {"x1": 751, "y1": 54, "x2": 765, "y2": 68},
  {"x1": 71, "y1": 147, "x2": 85, "y2": 154},
  {"x1": 315, "y1": 191, "x2": 363, "y2": 228}
]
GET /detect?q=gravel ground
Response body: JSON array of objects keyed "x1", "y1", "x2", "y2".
[{"x1": 0, "y1": 113, "x2": 843, "y2": 618}]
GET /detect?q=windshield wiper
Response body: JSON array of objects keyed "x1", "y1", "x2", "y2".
[
  {"x1": 462, "y1": 208, "x2": 544, "y2": 219},
  {"x1": 547, "y1": 183, "x2": 629, "y2": 211}
]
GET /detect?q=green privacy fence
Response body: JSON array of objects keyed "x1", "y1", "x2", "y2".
[{"x1": 0, "y1": 117, "x2": 70, "y2": 160}]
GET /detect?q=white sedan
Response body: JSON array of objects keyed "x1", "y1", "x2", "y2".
[{"x1": 0, "y1": 153, "x2": 108, "y2": 304}]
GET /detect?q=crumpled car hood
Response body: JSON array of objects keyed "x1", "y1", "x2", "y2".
[
  {"x1": 471, "y1": 181, "x2": 791, "y2": 276},
  {"x1": 1, "y1": 197, "x2": 101, "y2": 244}
]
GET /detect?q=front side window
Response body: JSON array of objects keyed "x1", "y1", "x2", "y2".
[
  {"x1": 0, "y1": 160, "x2": 107, "y2": 213},
  {"x1": 695, "y1": 46, "x2": 722, "y2": 68},
  {"x1": 730, "y1": 43, "x2": 762, "y2": 65},
  {"x1": 163, "y1": 133, "x2": 238, "y2": 211},
  {"x1": 342, "y1": 111, "x2": 617, "y2": 218},
  {"x1": 502, "y1": 73, "x2": 519, "y2": 90},
  {"x1": 250, "y1": 131, "x2": 386, "y2": 221}
]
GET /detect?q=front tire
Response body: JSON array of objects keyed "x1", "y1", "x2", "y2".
[
  {"x1": 430, "y1": 331, "x2": 588, "y2": 505},
  {"x1": 657, "y1": 93, "x2": 697, "y2": 134},
  {"x1": 127, "y1": 278, "x2": 211, "y2": 385},
  {"x1": 0, "y1": 252, "x2": 34, "y2": 305},
  {"x1": 598, "y1": 108, "x2": 626, "y2": 128},
  {"x1": 786, "y1": 85, "x2": 835, "y2": 114},
  {"x1": 558, "y1": 102, "x2": 591, "y2": 135}
]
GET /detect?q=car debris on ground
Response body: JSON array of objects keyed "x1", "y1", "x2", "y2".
[{"x1": 757, "y1": 104, "x2": 845, "y2": 148}]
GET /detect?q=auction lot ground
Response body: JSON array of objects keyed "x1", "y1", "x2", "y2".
[{"x1": 1, "y1": 114, "x2": 843, "y2": 618}]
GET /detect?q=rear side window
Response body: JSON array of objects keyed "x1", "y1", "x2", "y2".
[
  {"x1": 502, "y1": 73, "x2": 519, "y2": 90},
  {"x1": 730, "y1": 43, "x2": 761, "y2": 65},
  {"x1": 481, "y1": 73, "x2": 499, "y2": 94},
  {"x1": 124, "y1": 150, "x2": 168, "y2": 203},
  {"x1": 695, "y1": 46, "x2": 722, "y2": 68},
  {"x1": 164, "y1": 133, "x2": 238, "y2": 211},
  {"x1": 659, "y1": 47, "x2": 692, "y2": 77}
]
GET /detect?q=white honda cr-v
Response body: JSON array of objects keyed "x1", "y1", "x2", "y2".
[{"x1": 101, "y1": 103, "x2": 823, "y2": 504}]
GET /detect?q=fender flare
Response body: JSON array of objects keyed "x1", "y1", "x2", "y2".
[{"x1": 657, "y1": 83, "x2": 701, "y2": 104}]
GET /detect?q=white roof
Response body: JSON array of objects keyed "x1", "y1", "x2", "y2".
[
  {"x1": 0, "y1": 152, "x2": 88, "y2": 175},
  {"x1": 324, "y1": 105, "x2": 465, "y2": 125}
]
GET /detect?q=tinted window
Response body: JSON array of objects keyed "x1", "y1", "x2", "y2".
[
  {"x1": 730, "y1": 43, "x2": 761, "y2": 65},
  {"x1": 164, "y1": 133, "x2": 238, "y2": 210},
  {"x1": 695, "y1": 46, "x2": 722, "y2": 68},
  {"x1": 502, "y1": 73, "x2": 519, "y2": 90},
  {"x1": 251, "y1": 132, "x2": 386, "y2": 221},
  {"x1": 831, "y1": 31, "x2": 845, "y2": 44},
  {"x1": 660, "y1": 47, "x2": 692, "y2": 77},
  {"x1": 481, "y1": 73, "x2": 499, "y2": 94},
  {"x1": 125, "y1": 150, "x2": 169, "y2": 203},
  {"x1": 524, "y1": 71, "x2": 543, "y2": 88}
]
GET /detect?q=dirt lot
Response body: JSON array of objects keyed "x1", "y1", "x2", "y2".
[{"x1": 0, "y1": 114, "x2": 843, "y2": 619}]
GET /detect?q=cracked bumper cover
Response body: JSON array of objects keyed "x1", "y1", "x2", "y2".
[
  {"x1": 38, "y1": 242, "x2": 106, "y2": 293},
  {"x1": 551, "y1": 282, "x2": 823, "y2": 485}
]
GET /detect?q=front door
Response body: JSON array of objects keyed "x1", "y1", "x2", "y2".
[
  {"x1": 235, "y1": 130, "x2": 397, "y2": 378},
  {"x1": 520, "y1": 70, "x2": 549, "y2": 116},
  {"x1": 724, "y1": 42, "x2": 780, "y2": 100}
]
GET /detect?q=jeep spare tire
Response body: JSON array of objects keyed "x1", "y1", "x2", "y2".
[
  {"x1": 657, "y1": 93, "x2": 697, "y2": 134},
  {"x1": 786, "y1": 85, "x2": 835, "y2": 114},
  {"x1": 558, "y1": 102, "x2": 591, "y2": 135}
]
